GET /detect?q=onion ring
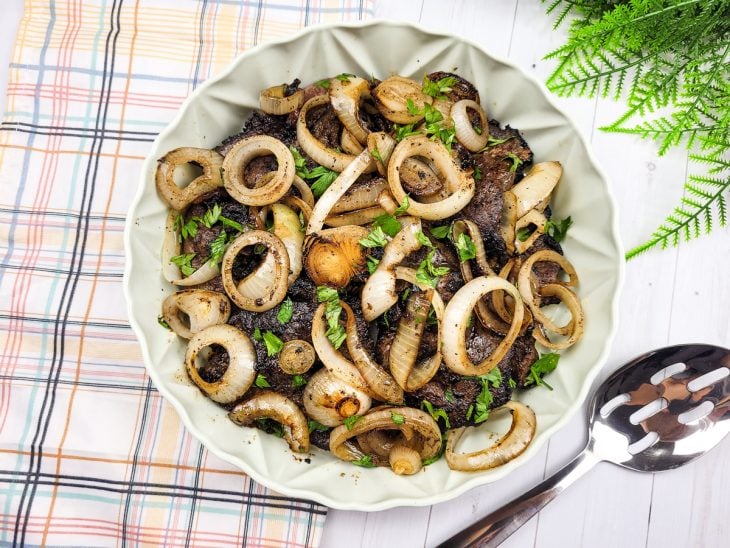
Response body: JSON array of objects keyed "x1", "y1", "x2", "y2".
[
  {"x1": 259, "y1": 84, "x2": 305, "y2": 115},
  {"x1": 161, "y1": 289, "x2": 230, "y2": 339},
  {"x1": 451, "y1": 99, "x2": 489, "y2": 151},
  {"x1": 155, "y1": 147, "x2": 223, "y2": 211}
]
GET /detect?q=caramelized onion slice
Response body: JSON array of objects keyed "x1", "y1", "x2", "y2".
[
  {"x1": 162, "y1": 289, "x2": 230, "y2": 339},
  {"x1": 442, "y1": 276, "x2": 524, "y2": 376},
  {"x1": 270, "y1": 203, "x2": 304, "y2": 284},
  {"x1": 161, "y1": 210, "x2": 220, "y2": 286},
  {"x1": 445, "y1": 401, "x2": 536, "y2": 471},
  {"x1": 329, "y1": 407, "x2": 442, "y2": 467},
  {"x1": 290, "y1": 175, "x2": 315, "y2": 209},
  {"x1": 360, "y1": 216, "x2": 423, "y2": 322},
  {"x1": 297, "y1": 95, "x2": 359, "y2": 172},
  {"x1": 156, "y1": 147, "x2": 223, "y2": 211},
  {"x1": 514, "y1": 209, "x2": 547, "y2": 254},
  {"x1": 185, "y1": 324, "x2": 256, "y2": 404},
  {"x1": 329, "y1": 75, "x2": 371, "y2": 144},
  {"x1": 221, "y1": 230, "x2": 289, "y2": 312},
  {"x1": 306, "y1": 148, "x2": 373, "y2": 234},
  {"x1": 451, "y1": 99, "x2": 489, "y2": 151},
  {"x1": 222, "y1": 135, "x2": 295, "y2": 206},
  {"x1": 342, "y1": 301, "x2": 404, "y2": 405},
  {"x1": 511, "y1": 161, "x2": 562, "y2": 218},
  {"x1": 311, "y1": 303, "x2": 371, "y2": 394},
  {"x1": 229, "y1": 391, "x2": 310, "y2": 453},
  {"x1": 303, "y1": 369, "x2": 372, "y2": 427},
  {"x1": 517, "y1": 249, "x2": 579, "y2": 335},
  {"x1": 259, "y1": 84, "x2": 305, "y2": 115},
  {"x1": 388, "y1": 136, "x2": 474, "y2": 220},
  {"x1": 303, "y1": 225, "x2": 369, "y2": 288},
  {"x1": 532, "y1": 283, "x2": 585, "y2": 350},
  {"x1": 372, "y1": 76, "x2": 431, "y2": 124},
  {"x1": 279, "y1": 339, "x2": 316, "y2": 375}
]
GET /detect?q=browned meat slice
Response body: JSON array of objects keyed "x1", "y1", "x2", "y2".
[
  {"x1": 510, "y1": 334, "x2": 540, "y2": 388},
  {"x1": 426, "y1": 71, "x2": 479, "y2": 103},
  {"x1": 306, "y1": 103, "x2": 341, "y2": 149},
  {"x1": 216, "y1": 111, "x2": 297, "y2": 156}
]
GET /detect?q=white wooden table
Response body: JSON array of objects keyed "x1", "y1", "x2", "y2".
[{"x1": 3, "y1": 2, "x2": 728, "y2": 547}]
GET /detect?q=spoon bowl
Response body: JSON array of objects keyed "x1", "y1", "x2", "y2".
[{"x1": 439, "y1": 343, "x2": 730, "y2": 547}]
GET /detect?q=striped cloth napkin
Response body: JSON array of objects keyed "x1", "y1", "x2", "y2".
[{"x1": 0, "y1": 1, "x2": 373, "y2": 546}]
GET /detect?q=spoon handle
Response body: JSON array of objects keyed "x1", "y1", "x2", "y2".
[{"x1": 436, "y1": 449, "x2": 599, "y2": 548}]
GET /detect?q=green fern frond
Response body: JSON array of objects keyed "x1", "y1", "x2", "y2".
[
  {"x1": 625, "y1": 135, "x2": 730, "y2": 259},
  {"x1": 543, "y1": 0, "x2": 730, "y2": 258}
]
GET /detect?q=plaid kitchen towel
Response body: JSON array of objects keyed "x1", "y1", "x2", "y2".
[{"x1": 0, "y1": 1, "x2": 373, "y2": 546}]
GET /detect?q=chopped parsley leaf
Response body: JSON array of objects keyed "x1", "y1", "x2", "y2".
[
  {"x1": 277, "y1": 297, "x2": 294, "y2": 324},
  {"x1": 315, "y1": 78, "x2": 330, "y2": 89},
  {"x1": 317, "y1": 286, "x2": 346, "y2": 349},
  {"x1": 336, "y1": 73, "x2": 356, "y2": 82},
  {"x1": 473, "y1": 166, "x2": 483, "y2": 181},
  {"x1": 390, "y1": 411, "x2": 405, "y2": 425},
  {"x1": 371, "y1": 146, "x2": 383, "y2": 163},
  {"x1": 429, "y1": 225, "x2": 451, "y2": 239},
  {"x1": 545, "y1": 216, "x2": 573, "y2": 243},
  {"x1": 308, "y1": 166, "x2": 339, "y2": 198},
  {"x1": 255, "y1": 418, "x2": 284, "y2": 437},
  {"x1": 525, "y1": 353, "x2": 560, "y2": 390},
  {"x1": 372, "y1": 214, "x2": 401, "y2": 237},
  {"x1": 486, "y1": 135, "x2": 513, "y2": 147},
  {"x1": 516, "y1": 226, "x2": 535, "y2": 242},
  {"x1": 393, "y1": 123, "x2": 420, "y2": 142},
  {"x1": 170, "y1": 253, "x2": 196, "y2": 277},
  {"x1": 473, "y1": 368, "x2": 503, "y2": 423},
  {"x1": 394, "y1": 195, "x2": 410, "y2": 215},
  {"x1": 416, "y1": 230, "x2": 435, "y2": 248},
  {"x1": 421, "y1": 74, "x2": 457, "y2": 99},
  {"x1": 207, "y1": 231, "x2": 228, "y2": 265},
  {"x1": 421, "y1": 400, "x2": 451, "y2": 429},
  {"x1": 253, "y1": 327, "x2": 263, "y2": 341},
  {"x1": 157, "y1": 315, "x2": 171, "y2": 330},
  {"x1": 444, "y1": 388, "x2": 455, "y2": 404},
  {"x1": 351, "y1": 455, "x2": 374, "y2": 468},
  {"x1": 366, "y1": 255, "x2": 380, "y2": 274},
  {"x1": 254, "y1": 374, "x2": 271, "y2": 388},
  {"x1": 220, "y1": 215, "x2": 245, "y2": 232},
  {"x1": 201, "y1": 204, "x2": 222, "y2": 228},
  {"x1": 308, "y1": 420, "x2": 329, "y2": 433},
  {"x1": 455, "y1": 233, "x2": 477, "y2": 262},
  {"x1": 507, "y1": 152, "x2": 523, "y2": 173},
  {"x1": 343, "y1": 415, "x2": 362, "y2": 430},
  {"x1": 262, "y1": 331, "x2": 284, "y2": 356},
  {"x1": 359, "y1": 226, "x2": 389, "y2": 248},
  {"x1": 174, "y1": 214, "x2": 199, "y2": 240},
  {"x1": 291, "y1": 374, "x2": 308, "y2": 388},
  {"x1": 466, "y1": 404, "x2": 474, "y2": 420},
  {"x1": 415, "y1": 250, "x2": 450, "y2": 288},
  {"x1": 508, "y1": 377, "x2": 517, "y2": 389}
]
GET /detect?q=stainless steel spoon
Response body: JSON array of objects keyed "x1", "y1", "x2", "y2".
[{"x1": 437, "y1": 344, "x2": 730, "y2": 548}]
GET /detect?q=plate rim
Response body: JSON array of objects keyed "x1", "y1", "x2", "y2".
[{"x1": 123, "y1": 18, "x2": 625, "y2": 511}]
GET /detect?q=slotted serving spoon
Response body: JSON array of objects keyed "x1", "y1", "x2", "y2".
[{"x1": 438, "y1": 343, "x2": 730, "y2": 548}]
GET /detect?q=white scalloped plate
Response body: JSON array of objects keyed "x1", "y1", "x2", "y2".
[{"x1": 124, "y1": 20, "x2": 624, "y2": 511}]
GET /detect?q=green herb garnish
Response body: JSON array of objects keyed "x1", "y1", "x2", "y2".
[
  {"x1": 444, "y1": 388, "x2": 455, "y2": 404},
  {"x1": 308, "y1": 420, "x2": 329, "y2": 433},
  {"x1": 455, "y1": 233, "x2": 477, "y2": 262},
  {"x1": 253, "y1": 327, "x2": 262, "y2": 341},
  {"x1": 393, "y1": 123, "x2": 420, "y2": 142},
  {"x1": 473, "y1": 166, "x2": 483, "y2": 181},
  {"x1": 174, "y1": 214, "x2": 199, "y2": 241},
  {"x1": 506, "y1": 152, "x2": 523, "y2": 173},
  {"x1": 343, "y1": 415, "x2": 362, "y2": 430},
  {"x1": 422, "y1": 74, "x2": 458, "y2": 99},
  {"x1": 255, "y1": 418, "x2": 284, "y2": 437},
  {"x1": 366, "y1": 255, "x2": 380, "y2": 274},
  {"x1": 201, "y1": 204, "x2": 222, "y2": 228},
  {"x1": 207, "y1": 231, "x2": 228, "y2": 265},
  {"x1": 336, "y1": 73, "x2": 356, "y2": 82},
  {"x1": 371, "y1": 146, "x2": 383, "y2": 163},
  {"x1": 262, "y1": 331, "x2": 284, "y2": 357},
  {"x1": 170, "y1": 253, "x2": 196, "y2": 276},
  {"x1": 416, "y1": 230, "x2": 434, "y2": 248},
  {"x1": 525, "y1": 353, "x2": 560, "y2": 390},
  {"x1": 429, "y1": 225, "x2": 451, "y2": 239},
  {"x1": 391, "y1": 411, "x2": 405, "y2": 425},
  {"x1": 421, "y1": 400, "x2": 451, "y2": 429},
  {"x1": 359, "y1": 226, "x2": 389, "y2": 248},
  {"x1": 291, "y1": 374, "x2": 307, "y2": 388},
  {"x1": 473, "y1": 368, "x2": 503, "y2": 424},
  {"x1": 157, "y1": 316, "x2": 171, "y2": 330},
  {"x1": 277, "y1": 297, "x2": 294, "y2": 325},
  {"x1": 545, "y1": 216, "x2": 573, "y2": 243},
  {"x1": 315, "y1": 78, "x2": 330, "y2": 89},
  {"x1": 317, "y1": 286, "x2": 346, "y2": 349},
  {"x1": 372, "y1": 214, "x2": 401, "y2": 237},
  {"x1": 516, "y1": 226, "x2": 535, "y2": 242},
  {"x1": 254, "y1": 374, "x2": 271, "y2": 388},
  {"x1": 415, "y1": 250, "x2": 450, "y2": 288},
  {"x1": 220, "y1": 215, "x2": 245, "y2": 233},
  {"x1": 351, "y1": 455, "x2": 374, "y2": 468}
]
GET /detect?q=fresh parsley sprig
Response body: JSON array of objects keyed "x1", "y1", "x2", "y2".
[
  {"x1": 316, "y1": 286, "x2": 347, "y2": 349},
  {"x1": 525, "y1": 353, "x2": 560, "y2": 390}
]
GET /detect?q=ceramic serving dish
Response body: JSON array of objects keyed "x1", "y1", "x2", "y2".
[{"x1": 123, "y1": 20, "x2": 624, "y2": 511}]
